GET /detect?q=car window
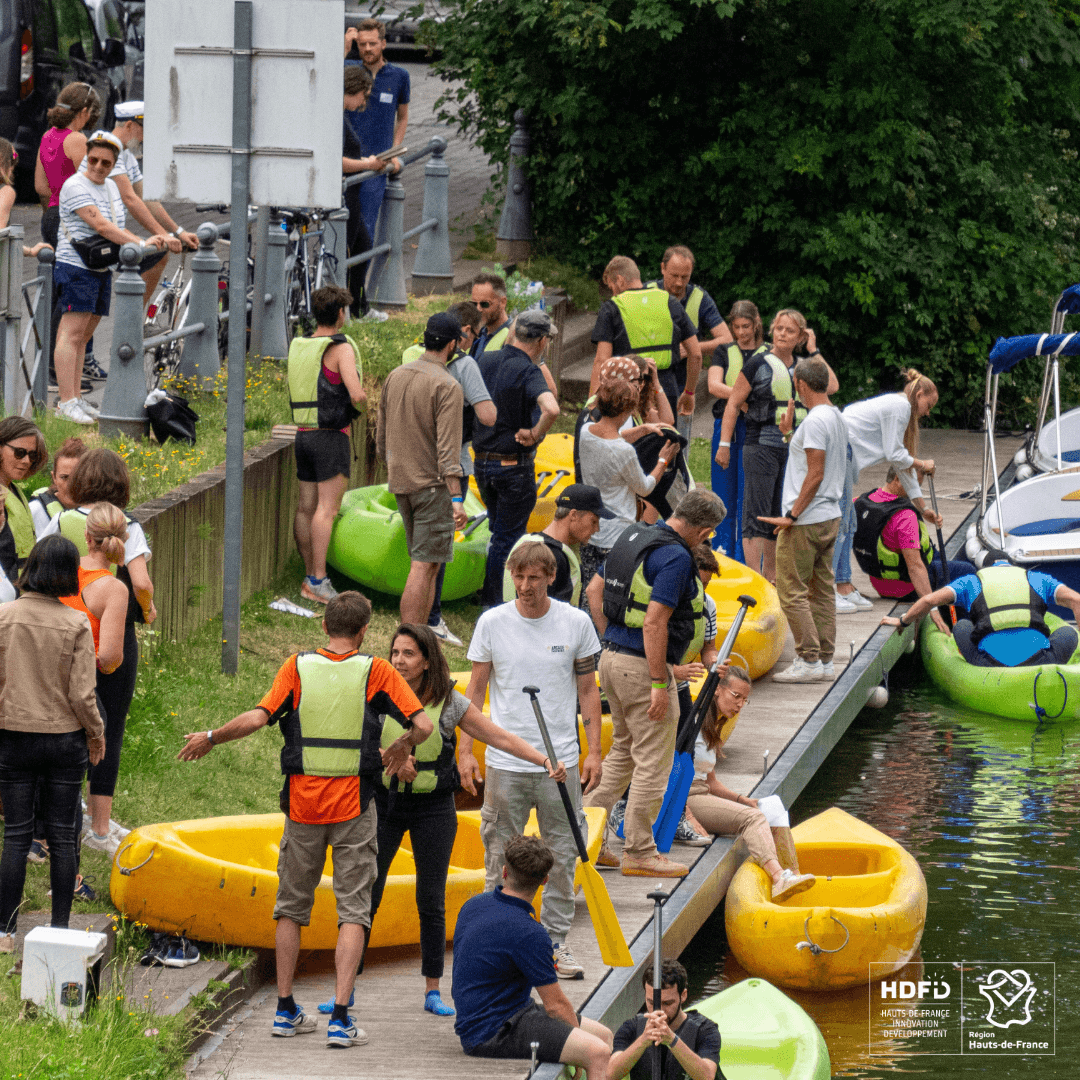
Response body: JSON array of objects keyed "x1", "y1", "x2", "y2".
[
  {"x1": 98, "y1": 0, "x2": 123, "y2": 40},
  {"x1": 53, "y1": 0, "x2": 96, "y2": 60},
  {"x1": 32, "y1": 0, "x2": 59, "y2": 53}
]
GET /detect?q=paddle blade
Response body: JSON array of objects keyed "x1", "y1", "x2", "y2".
[
  {"x1": 576, "y1": 862, "x2": 633, "y2": 967},
  {"x1": 653, "y1": 751, "x2": 694, "y2": 854}
]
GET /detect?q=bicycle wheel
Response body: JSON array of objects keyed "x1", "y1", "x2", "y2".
[{"x1": 144, "y1": 290, "x2": 179, "y2": 392}]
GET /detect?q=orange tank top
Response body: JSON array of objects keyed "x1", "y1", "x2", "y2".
[{"x1": 61, "y1": 566, "x2": 115, "y2": 654}]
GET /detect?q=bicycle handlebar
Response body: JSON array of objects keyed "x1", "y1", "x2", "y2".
[{"x1": 195, "y1": 203, "x2": 229, "y2": 213}]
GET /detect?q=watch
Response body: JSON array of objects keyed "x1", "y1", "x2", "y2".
[
  {"x1": 788, "y1": 509, "x2": 799, "y2": 522},
  {"x1": 172, "y1": 227, "x2": 184, "y2": 238}
]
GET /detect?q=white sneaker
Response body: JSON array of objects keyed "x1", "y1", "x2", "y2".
[
  {"x1": 83, "y1": 829, "x2": 120, "y2": 856},
  {"x1": 79, "y1": 397, "x2": 101, "y2": 419},
  {"x1": 820, "y1": 661, "x2": 835, "y2": 680},
  {"x1": 553, "y1": 943, "x2": 584, "y2": 980},
  {"x1": 362, "y1": 308, "x2": 389, "y2": 323},
  {"x1": 840, "y1": 587, "x2": 874, "y2": 610},
  {"x1": 772, "y1": 868, "x2": 816, "y2": 901},
  {"x1": 773, "y1": 658, "x2": 824, "y2": 683},
  {"x1": 109, "y1": 819, "x2": 131, "y2": 840},
  {"x1": 430, "y1": 618, "x2": 464, "y2": 648},
  {"x1": 55, "y1": 398, "x2": 96, "y2": 425},
  {"x1": 834, "y1": 588, "x2": 859, "y2": 614}
]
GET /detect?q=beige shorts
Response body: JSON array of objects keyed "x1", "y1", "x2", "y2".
[
  {"x1": 273, "y1": 809, "x2": 377, "y2": 928},
  {"x1": 396, "y1": 484, "x2": 455, "y2": 564}
]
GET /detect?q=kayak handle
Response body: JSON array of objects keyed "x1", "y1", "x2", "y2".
[
  {"x1": 795, "y1": 914, "x2": 849, "y2": 955},
  {"x1": 539, "y1": 469, "x2": 570, "y2": 498},
  {"x1": 1031, "y1": 669, "x2": 1068, "y2": 721},
  {"x1": 115, "y1": 842, "x2": 156, "y2": 876}
]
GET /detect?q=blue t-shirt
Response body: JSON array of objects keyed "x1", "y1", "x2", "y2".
[
  {"x1": 472, "y1": 344, "x2": 550, "y2": 456},
  {"x1": 346, "y1": 60, "x2": 410, "y2": 153},
  {"x1": 601, "y1": 524, "x2": 698, "y2": 654},
  {"x1": 471, "y1": 318, "x2": 511, "y2": 357},
  {"x1": 950, "y1": 567, "x2": 1061, "y2": 665},
  {"x1": 452, "y1": 888, "x2": 557, "y2": 1052}
]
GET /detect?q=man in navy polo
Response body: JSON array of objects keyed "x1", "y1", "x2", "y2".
[
  {"x1": 452, "y1": 835, "x2": 613, "y2": 1072},
  {"x1": 346, "y1": 19, "x2": 410, "y2": 241}
]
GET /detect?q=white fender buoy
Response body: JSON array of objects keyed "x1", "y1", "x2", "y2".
[{"x1": 866, "y1": 685, "x2": 889, "y2": 708}]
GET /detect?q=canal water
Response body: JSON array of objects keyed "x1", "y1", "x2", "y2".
[{"x1": 682, "y1": 667, "x2": 1080, "y2": 1076}]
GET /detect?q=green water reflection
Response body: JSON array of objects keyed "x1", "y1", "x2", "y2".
[{"x1": 682, "y1": 675, "x2": 1080, "y2": 1076}]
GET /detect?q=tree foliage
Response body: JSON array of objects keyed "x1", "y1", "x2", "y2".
[{"x1": 430, "y1": 0, "x2": 1080, "y2": 425}]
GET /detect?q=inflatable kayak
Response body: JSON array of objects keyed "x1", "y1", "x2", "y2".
[
  {"x1": 327, "y1": 484, "x2": 489, "y2": 600},
  {"x1": 725, "y1": 808, "x2": 927, "y2": 991},
  {"x1": 706, "y1": 554, "x2": 787, "y2": 680},
  {"x1": 695, "y1": 978, "x2": 830, "y2": 1080},
  {"x1": 921, "y1": 613, "x2": 1080, "y2": 720},
  {"x1": 469, "y1": 433, "x2": 575, "y2": 534},
  {"x1": 111, "y1": 807, "x2": 605, "y2": 950}
]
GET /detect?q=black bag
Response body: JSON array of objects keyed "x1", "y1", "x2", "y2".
[
  {"x1": 147, "y1": 393, "x2": 199, "y2": 445},
  {"x1": 71, "y1": 234, "x2": 122, "y2": 270}
]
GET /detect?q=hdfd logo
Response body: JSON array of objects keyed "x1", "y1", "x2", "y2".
[
  {"x1": 978, "y1": 969, "x2": 1037, "y2": 1029},
  {"x1": 880, "y1": 977, "x2": 952, "y2": 1000}
]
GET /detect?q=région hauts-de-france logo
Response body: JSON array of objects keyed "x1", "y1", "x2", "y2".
[{"x1": 978, "y1": 969, "x2": 1037, "y2": 1029}]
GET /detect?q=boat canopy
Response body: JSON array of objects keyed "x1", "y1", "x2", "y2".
[
  {"x1": 1057, "y1": 283, "x2": 1080, "y2": 317},
  {"x1": 989, "y1": 331, "x2": 1080, "y2": 375}
]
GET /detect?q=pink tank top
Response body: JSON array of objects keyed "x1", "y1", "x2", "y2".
[{"x1": 40, "y1": 127, "x2": 78, "y2": 207}]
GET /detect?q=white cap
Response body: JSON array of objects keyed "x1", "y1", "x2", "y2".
[{"x1": 114, "y1": 100, "x2": 144, "y2": 121}]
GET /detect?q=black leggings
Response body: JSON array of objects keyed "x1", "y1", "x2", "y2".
[
  {"x1": 88, "y1": 619, "x2": 138, "y2": 797},
  {"x1": 370, "y1": 786, "x2": 458, "y2": 979},
  {"x1": 0, "y1": 728, "x2": 87, "y2": 934}
]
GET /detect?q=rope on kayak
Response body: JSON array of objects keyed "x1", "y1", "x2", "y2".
[
  {"x1": 115, "y1": 842, "x2": 156, "y2": 876},
  {"x1": 1031, "y1": 670, "x2": 1068, "y2": 721},
  {"x1": 795, "y1": 915, "x2": 849, "y2": 956}
]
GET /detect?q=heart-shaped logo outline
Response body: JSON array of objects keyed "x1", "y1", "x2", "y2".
[{"x1": 978, "y1": 968, "x2": 1037, "y2": 1030}]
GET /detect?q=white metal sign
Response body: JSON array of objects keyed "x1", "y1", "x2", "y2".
[{"x1": 143, "y1": 0, "x2": 344, "y2": 208}]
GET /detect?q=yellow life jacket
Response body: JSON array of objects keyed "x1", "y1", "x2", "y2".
[
  {"x1": 4, "y1": 484, "x2": 35, "y2": 562},
  {"x1": 379, "y1": 695, "x2": 459, "y2": 794},
  {"x1": 612, "y1": 289, "x2": 676, "y2": 370}
]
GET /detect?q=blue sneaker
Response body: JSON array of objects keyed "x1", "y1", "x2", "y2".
[
  {"x1": 272, "y1": 1005, "x2": 317, "y2": 1037},
  {"x1": 424, "y1": 989, "x2": 455, "y2": 1016},
  {"x1": 162, "y1": 936, "x2": 200, "y2": 968},
  {"x1": 317, "y1": 990, "x2": 354, "y2": 1014},
  {"x1": 326, "y1": 1015, "x2": 368, "y2": 1048}
]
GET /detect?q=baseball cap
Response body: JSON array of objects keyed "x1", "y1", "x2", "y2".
[
  {"x1": 423, "y1": 311, "x2": 462, "y2": 348},
  {"x1": 555, "y1": 484, "x2": 615, "y2": 519},
  {"x1": 114, "y1": 101, "x2": 144, "y2": 122},
  {"x1": 514, "y1": 308, "x2": 558, "y2": 341}
]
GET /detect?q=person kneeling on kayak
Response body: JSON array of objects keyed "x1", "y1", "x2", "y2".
[
  {"x1": 609, "y1": 959, "x2": 721, "y2": 1080},
  {"x1": 685, "y1": 663, "x2": 816, "y2": 901},
  {"x1": 852, "y1": 466, "x2": 974, "y2": 601},
  {"x1": 882, "y1": 561, "x2": 1080, "y2": 667},
  {"x1": 177, "y1": 590, "x2": 432, "y2": 1050}
]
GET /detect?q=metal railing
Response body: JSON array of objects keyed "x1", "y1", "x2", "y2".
[{"x1": 1, "y1": 230, "x2": 54, "y2": 419}]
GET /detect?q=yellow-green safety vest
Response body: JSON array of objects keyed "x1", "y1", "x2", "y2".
[
  {"x1": 969, "y1": 566, "x2": 1051, "y2": 646},
  {"x1": 646, "y1": 280, "x2": 703, "y2": 333},
  {"x1": 747, "y1": 352, "x2": 808, "y2": 430},
  {"x1": 400, "y1": 343, "x2": 424, "y2": 364},
  {"x1": 723, "y1": 342, "x2": 768, "y2": 388},
  {"x1": 56, "y1": 506, "x2": 139, "y2": 576},
  {"x1": 4, "y1": 483, "x2": 35, "y2": 561},
  {"x1": 483, "y1": 324, "x2": 510, "y2": 353},
  {"x1": 379, "y1": 695, "x2": 459, "y2": 794},
  {"x1": 612, "y1": 289, "x2": 676, "y2": 370},
  {"x1": 31, "y1": 486, "x2": 62, "y2": 521},
  {"x1": 502, "y1": 532, "x2": 582, "y2": 606},
  {"x1": 279, "y1": 652, "x2": 382, "y2": 777},
  {"x1": 287, "y1": 335, "x2": 361, "y2": 427}
]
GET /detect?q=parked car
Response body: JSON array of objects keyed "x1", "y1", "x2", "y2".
[{"x1": 0, "y1": 0, "x2": 125, "y2": 198}]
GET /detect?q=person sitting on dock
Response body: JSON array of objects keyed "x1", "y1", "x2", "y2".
[
  {"x1": 608, "y1": 959, "x2": 722, "y2": 1080},
  {"x1": 452, "y1": 835, "x2": 614, "y2": 1076},
  {"x1": 177, "y1": 591, "x2": 433, "y2": 1050},
  {"x1": 685, "y1": 663, "x2": 816, "y2": 900},
  {"x1": 882, "y1": 560, "x2": 1080, "y2": 667},
  {"x1": 853, "y1": 466, "x2": 974, "y2": 602}
]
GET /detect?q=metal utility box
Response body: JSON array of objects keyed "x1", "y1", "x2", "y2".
[{"x1": 20, "y1": 926, "x2": 108, "y2": 1020}]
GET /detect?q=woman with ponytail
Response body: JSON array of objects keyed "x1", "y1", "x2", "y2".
[
  {"x1": 58, "y1": 501, "x2": 136, "y2": 855},
  {"x1": 832, "y1": 369, "x2": 940, "y2": 612}
]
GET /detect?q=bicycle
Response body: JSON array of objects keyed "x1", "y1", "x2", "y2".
[
  {"x1": 143, "y1": 250, "x2": 193, "y2": 392},
  {"x1": 280, "y1": 207, "x2": 344, "y2": 336}
]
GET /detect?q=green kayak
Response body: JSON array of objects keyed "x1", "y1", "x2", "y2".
[
  {"x1": 326, "y1": 484, "x2": 489, "y2": 600},
  {"x1": 921, "y1": 613, "x2": 1080, "y2": 721},
  {"x1": 694, "y1": 977, "x2": 830, "y2": 1080}
]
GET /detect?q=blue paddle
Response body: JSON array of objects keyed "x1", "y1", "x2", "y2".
[{"x1": 653, "y1": 593, "x2": 756, "y2": 853}]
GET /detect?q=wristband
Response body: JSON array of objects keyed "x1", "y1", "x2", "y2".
[
  {"x1": 172, "y1": 227, "x2": 184, "y2": 238},
  {"x1": 719, "y1": 441, "x2": 730, "y2": 448},
  {"x1": 451, "y1": 496, "x2": 464, "y2": 503},
  {"x1": 651, "y1": 680, "x2": 669, "y2": 690},
  {"x1": 684, "y1": 390, "x2": 695, "y2": 396},
  {"x1": 807, "y1": 349, "x2": 820, "y2": 356},
  {"x1": 206, "y1": 730, "x2": 214, "y2": 745},
  {"x1": 670, "y1": 1034, "x2": 680, "y2": 1050}
]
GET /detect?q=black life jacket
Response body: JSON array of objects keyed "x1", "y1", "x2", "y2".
[{"x1": 852, "y1": 491, "x2": 934, "y2": 583}]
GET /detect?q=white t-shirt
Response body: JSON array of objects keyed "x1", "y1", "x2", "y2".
[
  {"x1": 56, "y1": 173, "x2": 126, "y2": 270},
  {"x1": 577, "y1": 425, "x2": 656, "y2": 550},
  {"x1": 842, "y1": 393, "x2": 921, "y2": 501},
  {"x1": 78, "y1": 146, "x2": 142, "y2": 186},
  {"x1": 40, "y1": 507, "x2": 152, "y2": 565},
  {"x1": 694, "y1": 729, "x2": 717, "y2": 782},
  {"x1": 467, "y1": 599, "x2": 600, "y2": 773},
  {"x1": 781, "y1": 403, "x2": 847, "y2": 524}
]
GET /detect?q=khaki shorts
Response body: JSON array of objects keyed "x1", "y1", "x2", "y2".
[
  {"x1": 273, "y1": 809, "x2": 377, "y2": 928},
  {"x1": 396, "y1": 484, "x2": 455, "y2": 564}
]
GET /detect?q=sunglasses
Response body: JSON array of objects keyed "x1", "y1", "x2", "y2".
[{"x1": 3, "y1": 444, "x2": 36, "y2": 461}]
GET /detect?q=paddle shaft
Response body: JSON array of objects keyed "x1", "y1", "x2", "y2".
[
  {"x1": 674, "y1": 595, "x2": 756, "y2": 757},
  {"x1": 522, "y1": 688, "x2": 590, "y2": 864},
  {"x1": 927, "y1": 476, "x2": 953, "y2": 628},
  {"x1": 648, "y1": 890, "x2": 666, "y2": 1080}
]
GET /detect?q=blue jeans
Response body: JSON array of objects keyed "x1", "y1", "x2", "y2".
[
  {"x1": 474, "y1": 459, "x2": 537, "y2": 608},
  {"x1": 360, "y1": 174, "x2": 388, "y2": 245},
  {"x1": 0, "y1": 729, "x2": 88, "y2": 934},
  {"x1": 832, "y1": 443, "x2": 857, "y2": 585},
  {"x1": 711, "y1": 413, "x2": 745, "y2": 563}
]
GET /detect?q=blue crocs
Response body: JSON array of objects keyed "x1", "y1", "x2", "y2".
[
  {"x1": 317, "y1": 989, "x2": 355, "y2": 1014},
  {"x1": 327, "y1": 1015, "x2": 368, "y2": 1048},
  {"x1": 272, "y1": 1005, "x2": 317, "y2": 1037},
  {"x1": 424, "y1": 990, "x2": 455, "y2": 1016}
]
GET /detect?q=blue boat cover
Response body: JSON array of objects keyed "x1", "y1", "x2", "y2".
[
  {"x1": 989, "y1": 331, "x2": 1080, "y2": 374},
  {"x1": 1006, "y1": 517, "x2": 1080, "y2": 536},
  {"x1": 1057, "y1": 284, "x2": 1080, "y2": 317}
]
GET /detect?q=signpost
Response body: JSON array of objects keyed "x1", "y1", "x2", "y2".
[{"x1": 144, "y1": 0, "x2": 344, "y2": 674}]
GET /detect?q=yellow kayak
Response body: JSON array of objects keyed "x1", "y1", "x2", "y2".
[
  {"x1": 705, "y1": 554, "x2": 787, "y2": 680},
  {"x1": 469, "y1": 433, "x2": 575, "y2": 533},
  {"x1": 111, "y1": 808, "x2": 605, "y2": 951},
  {"x1": 724, "y1": 808, "x2": 927, "y2": 990}
]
